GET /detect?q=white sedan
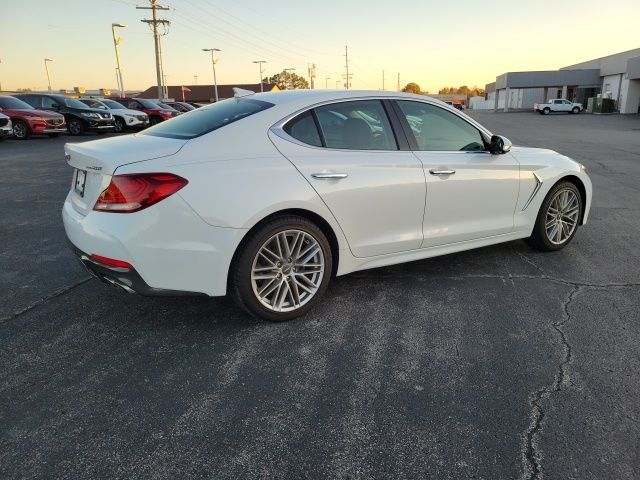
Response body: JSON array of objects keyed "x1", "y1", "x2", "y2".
[{"x1": 62, "y1": 89, "x2": 592, "y2": 321}]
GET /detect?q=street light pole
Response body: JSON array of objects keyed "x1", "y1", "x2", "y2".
[
  {"x1": 325, "y1": 77, "x2": 330, "y2": 89},
  {"x1": 111, "y1": 23, "x2": 127, "y2": 98},
  {"x1": 283, "y1": 68, "x2": 295, "y2": 90},
  {"x1": 44, "y1": 58, "x2": 53, "y2": 92},
  {"x1": 253, "y1": 60, "x2": 266, "y2": 92},
  {"x1": 202, "y1": 48, "x2": 220, "y2": 102}
]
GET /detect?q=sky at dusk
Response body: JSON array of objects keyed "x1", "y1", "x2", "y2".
[{"x1": 1, "y1": 0, "x2": 639, "y2": 93}]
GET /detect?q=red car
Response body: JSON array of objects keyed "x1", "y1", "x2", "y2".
[
  {"x1": 0, "y1": 95, "x2": 67, "y2": 139},
  {"x1": 110, "y1": 97, "x2": 178, "y2": 125}
]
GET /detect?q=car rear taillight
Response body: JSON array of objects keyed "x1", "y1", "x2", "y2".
[{"x1": 93, "y1": 173, "x2": 188, "y2": 213}]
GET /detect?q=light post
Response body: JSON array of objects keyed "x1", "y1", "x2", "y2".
[
  {"x1": 335, "y1": 80, "x2": 340, "y2": 88},
  {"x1": 325, "y1": 77, "x2": 331, "y2": 89},
  {"x1": 253, "y1": 60, "x2": 266, "y2": 92},
  {"x1": 194, "y1": 75, "x2": 198, "y2": 85},
  {"x1": 283, "y1": 68, "x2": 295, "y2": 90},
  {"x1": 202, "y1": 48, "x2": 220, "y2": 102},
  {"x1": 44, "y1": 58, "x2": 53, "y2": 92},
  {"x1": 111, "y1": 23, "x2": 127, "y2": 98}
]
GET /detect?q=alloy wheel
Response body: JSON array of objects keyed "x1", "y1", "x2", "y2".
[
  {"x1": 545, "y1": 188, "x2": 579, "y2": 245},
  {"x1": 13, "y1": 121, "x2": 28, "y2": 139},
  {"x1": 251, "y1": 229, "x2": 325, "y2": 312}
]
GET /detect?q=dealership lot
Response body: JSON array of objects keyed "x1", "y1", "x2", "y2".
[{"x1": 1, "y1": 113, "x2": 639, "y2": 479}]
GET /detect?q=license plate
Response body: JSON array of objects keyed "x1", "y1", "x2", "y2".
[{"x1": 74, "y1": 169, "x2": 87, "y2": 197}]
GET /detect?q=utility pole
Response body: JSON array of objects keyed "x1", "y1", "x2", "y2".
[
  {"x1": 203, "y1": 48, "x2": 221, "y2": 101},
  {"x1": 325, "y1": 77, "x2": 330, "y2": 89},
  {"x1": 111, "y1": 23, "x2": 127, "y2": 98},
  {"x1": 44, "y1": 58, "x2": 53, "y2": 92},
  {"x1": 194, "y1": 75, "x2": 198, "y2": 85},
  {"x1": 253, "y1": 60, "x2": 266, "y2": 92},
  {"x1": 342, "y1": 45, "x2": 352, "y2": 89},
  {"x1": 137, "y1": 0, "x2": 170, "y2": 100},
  {"x1": 382, "y1": 70, "x2": 385, "y2": 90},
  {"x1": 284, "y1": 68, "x2": 295, "y2": 90},
  {"x1": 397, "y1": 73, "x2": 400, "y2": 92}
]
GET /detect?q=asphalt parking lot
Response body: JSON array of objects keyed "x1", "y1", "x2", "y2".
[{"x1": 1, "y1": 112, "x2": 639, "y2": 479}]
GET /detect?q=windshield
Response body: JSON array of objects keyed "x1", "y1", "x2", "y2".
[
  {"x1": 58, "y1": 97, "x2": 90, "y2": 109},
  {"x1": 0, "y1": 96, "x2": 34, "y2": 109},
  {"x1": 137, "y1": 98, "x2": 162, "y2": 109},
  {"x1": 141, "y1": 98, "x2": 274, "y2": 140},
  {"x1": 101, "y1": 99, "x2": 125, "y2": 109},
  {"x1": 156, "y1": 102, "x2": 178, "y2": 111}
]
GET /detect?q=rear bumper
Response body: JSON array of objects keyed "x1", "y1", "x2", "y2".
[
  {"x1": 62, "y1": 191, "x2": 247, "y2": 296},
  {"x1": 69, "y1": 243, "x2": 202, "y2": 296}
]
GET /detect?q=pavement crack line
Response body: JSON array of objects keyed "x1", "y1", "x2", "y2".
[
  {"x1": 0, "y1": 277, "x2": 93, "y2": 324},
  {"x1": 521, "y1": 285, "x2": 580, "y2": 480}
]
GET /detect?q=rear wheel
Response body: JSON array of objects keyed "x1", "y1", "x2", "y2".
[
  {"x1": 13, "y1": 120, "x2": 30, "y2": 140},
  {"x1": 571, "y1": 106, "x2": 580, "y2": 114},
  {"x1": 543, "y1": 107, "x2": 551, "y2": 115},
  {"x1": 230, "y1": 215, "x2": 332, "y2": 321},
  {"x1": 68, "y1": 118, "x2": 84, "y2": 136},
  {"x1": 526, "y1": 181, "x2": 582, "y2": 251}
]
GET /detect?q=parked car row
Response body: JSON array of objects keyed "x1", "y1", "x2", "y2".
[{"x1": 0, "y1": 93, "x2": 203, "y2": 140}]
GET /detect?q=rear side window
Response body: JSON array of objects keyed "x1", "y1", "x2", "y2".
[
  {"x1": 314, "y1": 100, "x2": 397, "y2": 150},
  {"x1": 142, "y1": 98, "x2": 274, "y2": 139},
  {"x1": 18, "y1": 95, "x2": 41, "y2": 108},
  {"x1": 283, "y1": 110, "x2": 322, "y2": 147}
]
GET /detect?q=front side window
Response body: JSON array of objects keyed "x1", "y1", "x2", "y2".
[
  {"x1": 141, "y1": 97, "x2": 274, "y2": 140},
  {"x1": 41, "y1": 96, "x2": 59, "y2": 109},
  {"x1": 314, "y1": 100, "x2": 397, "y2": 150},
  {"x1": 396, "y1": 101, "x2": 485, "y2": 152}
]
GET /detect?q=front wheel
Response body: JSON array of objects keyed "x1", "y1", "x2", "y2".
[
  {"x1": 113, "y1": 117, "x2": 126, "y2": 133},
  {"x1": 13, "y1": 120, "x2": 30, "y2": 140},
  {"x1": 67, "y1": 118, "x2": 84, "y2": 136},
  {"x1": 543, "y1": 107, "x2": 551, "y2": 115},
  {"x1": 229, "y1": 215, "x2": 333, "y2": 321},
  {"x1": 526, "y1": 181, "x2": 583, "y2": 251},
  {"x1": 571, "y1": 107, "x2": 580, "y2": 114}
]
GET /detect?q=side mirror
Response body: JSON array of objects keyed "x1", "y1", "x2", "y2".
[{"x1": 490, "y1": 135, "x2": 512, "y2": 154}]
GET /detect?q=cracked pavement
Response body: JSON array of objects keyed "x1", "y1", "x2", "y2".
[{"x1": 1, "y1": 112, "x2": 639, "y2": 479}]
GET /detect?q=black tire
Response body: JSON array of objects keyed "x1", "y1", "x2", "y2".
[
  {"x1": 68, "y1": 117, "x2": 84, "y2": 136},
  {"x1": 150, "y1": 116, "x2": 162, "y2": 125},
  {"x1": 113, "y1": 116, "x2": 126, "y2": 133},
  {"x1": 543, "y1": 107, "x2": 551, "y2": 115},
  {"x1": 526, "y1": 181, "x2": 583, "y2": 252},
  {"x1": 229, "y1": 215, "x2": 333, "y2": 322},
  {"x1": 571, "y1": 106, "x2": 580, "y2": 114},
  {"x1": 13, "y1": 120, "x2": 30, "y2": 140}
]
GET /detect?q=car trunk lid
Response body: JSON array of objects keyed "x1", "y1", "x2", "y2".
[{"x1": 65, "y1": 134, "x2": 188, "y2": 216}]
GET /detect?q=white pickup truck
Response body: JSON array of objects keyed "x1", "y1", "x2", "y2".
[{"x1": 534, "y1": 98, "x2": 583, "y2": 115}]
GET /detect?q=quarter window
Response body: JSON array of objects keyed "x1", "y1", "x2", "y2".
[
  {"x1": 283, "y1": 110, "x2": 322, "y2": 147},
  {"x1": 396, "y1": 101, "x2": 485, "y2": 151},
  {"x1": 314, "y1": 100, "x2": 397, "y2": 150}
]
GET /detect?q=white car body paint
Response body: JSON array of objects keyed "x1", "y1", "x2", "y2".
[{"x1": 62, "y1": 90, "x2": 592, "y2": 297}]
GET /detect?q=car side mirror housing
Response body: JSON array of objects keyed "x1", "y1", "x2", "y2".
[{"x1": 490, "y1": 135, "x2": 512, "y2": 154}]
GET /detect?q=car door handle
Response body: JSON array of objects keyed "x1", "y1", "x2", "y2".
[
  {"x1": 429, "y1": 169, "x2": 456, "y2": 175},
  {"x1": 311, "y1": 172, "x2": 348, "y2": 179}
]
